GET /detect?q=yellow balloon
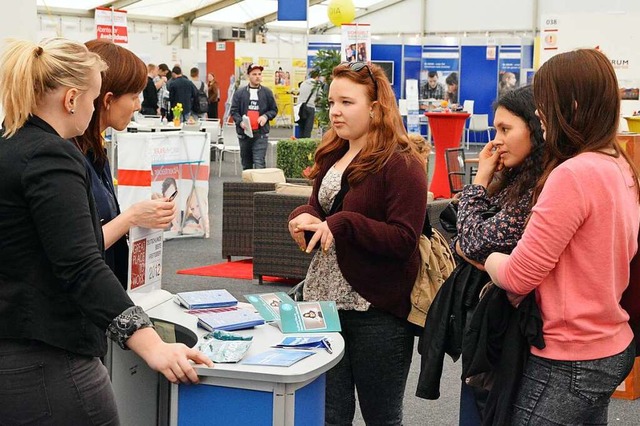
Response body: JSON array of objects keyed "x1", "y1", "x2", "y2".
[{"x1": 327, "y1": 0, "x2": 356, "y2": 27}]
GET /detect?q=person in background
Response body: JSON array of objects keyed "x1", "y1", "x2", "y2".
[
  {"x1": 190, "y1": 66, "x2": 207, "y2": 119},
  {"x1": 452, "y1": 86, "x2": 544, "y2": 425},
  {"x1": 422, "y1": 70, "x2": 446, "y2": 100},
  {"x1": 296, "y1": 69, "x2": 321, "y2": 138},
  {"x1": 498, "y1": 71, "x2": 517, "y2": 99},
  {"x1": 75, "y1": 39, "x2": 176, "y2": 288},
  {"x1": 169, "y1": 65, "x2": 197, "y2": 121},
  {"x1": 207, "y1": 72, "x2": 220, "y2": 119},
  {"x1": 0, "y1": 37, "x2": 212, "y2": 425},
  {"x1": 157, "y1": 63, "x2": 170, "y2": 118},
  {"x1": 445, "y1": 72, "x2": 459, "y2": 106},
  {"x1": 230, "y1": 63, "x2": 278, "y2": 170},
  {"x1": 288, "y1": 62, "x2": 427, "y2": 425},
  {"x1": 485, "y1": 49, "x2": 639, "y2": 425},
  {"x1": 141, "y1": 63, "x2": 161, "y2": 115}
]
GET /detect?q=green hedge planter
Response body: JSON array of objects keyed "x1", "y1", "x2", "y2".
[{"x1": 276, "y1": 138, "x2": 321, "y2": 178}]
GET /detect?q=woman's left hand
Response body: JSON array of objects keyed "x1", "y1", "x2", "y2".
[
  {"x1": 456, "y1": 240, "x2": 486, "y2": 271},
  {"x1": 297, "y1": 221, "x2": 334, "y2": 253}
]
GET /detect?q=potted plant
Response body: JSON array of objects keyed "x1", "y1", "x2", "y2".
[{"x1": 310, "y1": 49, "x2": 341, "y2": 132}]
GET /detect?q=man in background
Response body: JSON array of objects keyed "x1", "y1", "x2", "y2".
[
  {"x1": 190, "y1": 67, "x2": 208, "y2": 119},
  {"x1": 141, "y1": 63, "x2": 162, "y2": 115},
  {"x1": 169, "y1": 66, "x2": 197, "y2": 121},
  {"x1": 296, "y1": 69, "x2": 321, "y2": 138},
  {"x1": 230, "y1": 63, "x2": 278, "y2": 170},
  {"x1": 421, "y1": 71, "x2": 446, "y2": 100},
  {"x1": 157, "y1": 63, "x2": 170, "y2": 118}
]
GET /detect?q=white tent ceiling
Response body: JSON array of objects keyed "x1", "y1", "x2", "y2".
[{"x1": 37, "y1": 0, "x2": 387, "y2": 30}]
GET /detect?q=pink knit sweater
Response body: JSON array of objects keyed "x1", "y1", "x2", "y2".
[{"x1": 497, "y1": 152, "x2": 639, "y2": 360}]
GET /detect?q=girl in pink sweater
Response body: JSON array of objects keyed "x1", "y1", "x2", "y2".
[{"x1": 486, "y1": 49, "x2": 640, "y2": 424}]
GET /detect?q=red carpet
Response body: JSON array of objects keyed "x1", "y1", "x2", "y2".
[{"x1": 177, "y1": 259, "x2": 300, "y2": 285}]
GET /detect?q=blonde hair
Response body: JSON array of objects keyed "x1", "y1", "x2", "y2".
[{"x1": 0, "y1": 37, "x2": 106, "y2": 138}]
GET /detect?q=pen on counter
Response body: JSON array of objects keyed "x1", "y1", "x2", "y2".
[{"x1": 322, "y1": 338, "x2": 332, "y2": 354}]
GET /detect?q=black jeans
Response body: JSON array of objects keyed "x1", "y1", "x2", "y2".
[
  {"x1": 512, "y1": 342, "x2": 635, "y2": 425},
  {"x1": 298, "y1": 106, "x2": 316, "y2": 138},
  {"x1": 326, "y1": 308, "x2": 414, "y2": 426},
  {"x1": 238, "y1": 132, "x2": 268, "y2": 170},
  {"x1": 0, "y1": 339, "x2": 119, "y2": 425}
]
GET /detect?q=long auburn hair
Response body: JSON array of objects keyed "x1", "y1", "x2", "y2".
[
  {"x1": 308, "y1": 62, "x2": 423, "y2": 184},
  {"x1": 74, "y1": 39, "x2": 146, "y2": 168},
  {"x1": 533, "y1": 48, "x2": 640, "y2": 202},
  {"x1": 488, "y1": 86, "x2": 544, "y2": 206}
]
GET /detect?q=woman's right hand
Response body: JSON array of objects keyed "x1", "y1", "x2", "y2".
[
  {"x1": 473, "y1": 140, "x2": 503, "y2": 188},
  {"x1": 129, "y1": 198, "x2": 176, "y2": 229},
  {"x1": 288, "y1": 213, "x2": 321, "y2": 251}
]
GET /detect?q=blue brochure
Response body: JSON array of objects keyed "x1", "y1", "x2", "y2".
[
  {"x1": 241, "y1": 349, "x2": 316, "y2": 367},
  {"x1": 175, "y1": 289, "x2": 238, "y2": 310}
]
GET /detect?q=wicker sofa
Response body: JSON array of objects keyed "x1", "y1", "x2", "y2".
[
  {"x1": 250, "y1": 194, "x2": 454, "y2": 284},
  {"x1": 221, "y1": 177, "x2": 312, "y2": 261},
  {"x1": 252, "y1": 191, "x2": 313, "y2": 284}
]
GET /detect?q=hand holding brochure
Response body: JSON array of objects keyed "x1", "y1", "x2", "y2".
[
  {"x1": 175, "y1": 289, "x2": 238, "y2": 310},
  {"x1": 241, "y1": 115, "x2": 253, "y2": 138}
]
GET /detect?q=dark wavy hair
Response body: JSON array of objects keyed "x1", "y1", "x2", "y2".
[
  {"x1": 309, "y1": 62, "x2": 422, "y2": 185},
  {"x1": 533, "y1": 48, "x2": 640, "y2": 202},
  {"x1": 488, "y1": 85, "x2": 545, "y2": 207},
  {"x1": 74, "y1": 39, "x2": 147, "y2": 168}
]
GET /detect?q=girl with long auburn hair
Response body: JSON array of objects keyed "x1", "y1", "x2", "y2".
[
  {"x1": 74, "y1": 40, "x2": 177, "y2": 288},
  {"x1": 485, "y1": 49, "x2": 640, "y2": 424},
  {"x1": 288, "y1": 62, "x2": 427, "y2": 424},
  {"x1": 0, "y1": 38, "x2": 211, "y2": 425}
]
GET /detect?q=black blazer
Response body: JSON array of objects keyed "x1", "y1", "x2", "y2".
[{"x1": 0, "y1": 116, "x2": 134, "y2": 357}]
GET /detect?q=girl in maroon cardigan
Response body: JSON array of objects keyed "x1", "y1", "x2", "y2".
[{"x1": 289, "y1": 62, "x2": 427, "y2": 425}]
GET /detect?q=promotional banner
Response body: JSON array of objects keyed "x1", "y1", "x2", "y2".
[
  {"x1": 341, "y1": 24, "x2": 371, "y2": 63},
  {"x1": 497, "y1": 46, "x2": 522, "y2": 99},
  {"x1": 420, "y1": 46, "x2": 460, "y2": 107},
  {"x1": 95, "y1": 7, "x2": 128, "y2": 44},
  {"x1": 116, "y1": 131, "x2": 211, "y2": 240},
  {"x1": 128, "y1": 226, "x2": 163, "y2": 292}
]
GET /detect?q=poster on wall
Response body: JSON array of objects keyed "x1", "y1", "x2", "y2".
[
  {"x1": 95, "y1": 7, "x2": 128, "y2": 44},
  {"x1": 420, "y1": 46, "x2": 460, "y2": 108},
  {"x1": 538, "y1": 13, "x2": 640, "y2": 121},
  {"x1": 497, "y1": 46, "x2": 522, "y2": 99},
  {"x1": 341, "y1": 24, "x2": 371, "y2": 63}
]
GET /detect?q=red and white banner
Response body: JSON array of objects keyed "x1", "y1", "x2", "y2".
[{"x1": 95, "y1": 7, "x2": 128, "y2": 44}]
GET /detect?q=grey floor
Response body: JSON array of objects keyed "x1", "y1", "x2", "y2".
[{"x1": 159, "y1": 127, "x2": 639, "y2": 425}]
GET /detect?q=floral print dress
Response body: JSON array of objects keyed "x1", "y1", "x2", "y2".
[
  {"x1": 453, "y1": 183, "x2": 533, "y2": 263},
  {"x1": 303, "y1": 166, "x2": 370, "y2": 311}
]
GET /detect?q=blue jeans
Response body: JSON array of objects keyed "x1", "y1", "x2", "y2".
[
  {"x1": 512, "y1": 342, "x2": 635, "y2": 425},
  {"x1": 238, "y1": 132, "x2": 268, "y2": 170},
  {"x1": 0, "y1": 339, "x2": 119, "y2": 425},
  {"x1": 325, "y1": 308, "x2": 414, "y2": 426}
]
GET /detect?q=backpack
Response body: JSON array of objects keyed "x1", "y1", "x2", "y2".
[
  {"x1": 407, "y1": 229, "x2": 456, "y2": 328},
  {"x1": 194, "y1": 81, "x2": 209, "y2": 114}
]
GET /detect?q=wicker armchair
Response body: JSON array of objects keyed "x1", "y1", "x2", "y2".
[
  {"x1": 252, "y1": 191, "x2": 313, "y2": 284},
  {"x1": 221, "y1": 182, "x2": 278, "y2": 261},
  {"x1": 222, "y1": 178, "x2": 313, "y2": 261},
  {"x1": 428, "y1": 198, "x2": 455, "y2": 242}
]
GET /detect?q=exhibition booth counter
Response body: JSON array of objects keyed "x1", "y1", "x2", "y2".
[{"x1": 109, "y1": 290, "x2": 345, "y2": 426}]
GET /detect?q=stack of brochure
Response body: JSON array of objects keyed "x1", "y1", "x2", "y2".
[
  {"x1": 189, "y1": 306, "x2": 265, "y2": 332},
  {"x1": 175, "y1": 289, "x2": 238, "y2": 310}
]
